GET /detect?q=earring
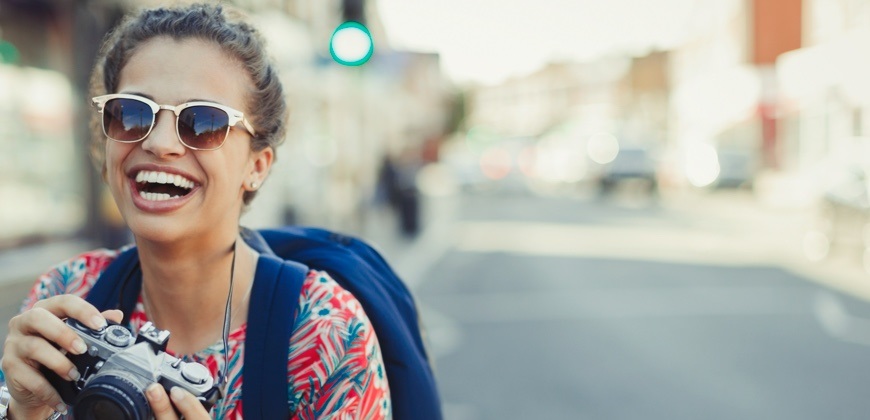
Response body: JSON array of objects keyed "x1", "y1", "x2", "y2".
[{"x1": 250, "y1": 181, "x2": 258, "y2": 190}]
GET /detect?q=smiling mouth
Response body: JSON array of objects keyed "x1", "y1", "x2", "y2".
[{"x1": 134, "y1": 170, "x2": 196, "y2": 201}]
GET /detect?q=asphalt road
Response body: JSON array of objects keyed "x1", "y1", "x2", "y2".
[{"x1": 415, "y1": 188, "x2": 870, "y2": 420}]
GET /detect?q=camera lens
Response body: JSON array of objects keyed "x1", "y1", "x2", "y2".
[
  {"x1": 74, "y1": 374, "x2": 150, "y2": 420},
  {"x1": 90, "y1": 400, "x2": 125, "y2": 419}
]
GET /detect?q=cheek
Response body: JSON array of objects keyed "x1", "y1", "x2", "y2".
[{"x1": 104, "y1": 143, "x2": 135, "y2": 183}]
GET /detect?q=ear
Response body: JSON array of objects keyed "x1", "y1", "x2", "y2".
[{"x1": 246, "y1": 146, "x2": 274, "y2": 191}]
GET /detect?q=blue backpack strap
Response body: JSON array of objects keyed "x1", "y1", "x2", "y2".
[
  {"x1": 242, "y1": 253, "x2": 308, "y2": 420},
  {"x1": 86, "y1": 247, "x2": 142, "y2": 325},
  {"x1": 254, "y1": 227, "x2": 443, "y2": 420}
]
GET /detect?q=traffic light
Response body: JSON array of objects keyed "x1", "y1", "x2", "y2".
[
  {"x1": 329, "y1": 21, "x2": 373, "y2": 66},
  {"x1": 329, "y1": 0, "x2": 373, "y2": 66}
]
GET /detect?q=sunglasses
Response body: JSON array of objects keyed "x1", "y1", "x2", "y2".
[{"x1": 92, "y1": 93, "x2": 256, "y2": 151}]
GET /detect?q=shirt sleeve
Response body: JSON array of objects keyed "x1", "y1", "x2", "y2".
[
  {"x1": 288, "y1": 271, "x2": 391, "y2": 419},
  {"x1": 20, "y1": 249, "x2": 121, "y2": 312}
]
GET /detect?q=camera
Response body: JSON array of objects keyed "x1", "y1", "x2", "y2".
[{"x1": 42, "y1": 318, "x2": 220, "y2": 420}]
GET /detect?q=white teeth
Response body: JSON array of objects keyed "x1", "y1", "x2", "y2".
[
  {"x1": 134, "y1": 170, "x2": 195, "y2": 189},
  {"x1": 139, "y1": 191, "x2": 173, "y2": 201}
]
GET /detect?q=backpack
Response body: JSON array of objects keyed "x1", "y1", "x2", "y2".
[{"x1": 85, "y1": 226, "x2": 443, "y2": 419}]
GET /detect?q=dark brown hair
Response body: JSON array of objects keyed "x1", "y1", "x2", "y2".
[{"x1": 89, "y1": 3, "x2": 286, "y2": 205}]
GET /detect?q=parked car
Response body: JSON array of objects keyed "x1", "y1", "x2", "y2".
[
  {"x1": 712, "y1": 148, "x2": 757, "y2": 189},
  {"x1": 596, "y1": 145, "x2": 659, "y2": 195}
]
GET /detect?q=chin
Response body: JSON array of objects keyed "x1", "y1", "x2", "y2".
[{"x1": 127, "y1": 220, "x2": 186, "y2": 245}]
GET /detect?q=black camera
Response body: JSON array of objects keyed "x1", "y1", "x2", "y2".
[{"x1": 42, "y1": 318, "x2": 220, "y2": 420}]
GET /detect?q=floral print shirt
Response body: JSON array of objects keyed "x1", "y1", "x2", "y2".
[{"x1": 20, "y1": 248, "x2": 391, "y2": 419}]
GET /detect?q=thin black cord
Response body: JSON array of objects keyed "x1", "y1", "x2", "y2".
[{"x1": 218, "y1": 240, "x2": 237, "y2": 388}]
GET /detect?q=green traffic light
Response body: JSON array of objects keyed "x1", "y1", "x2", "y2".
[
  {"x1": 329, "y1": 21, "x2": 373, "y2": 66},
  {"x1": 0, "y1": 40, "x2": 20, "y2": 64}
]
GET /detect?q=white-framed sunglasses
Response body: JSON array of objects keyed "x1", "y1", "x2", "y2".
[{"x1": 92, "y1": 93, "x2": 257, "y2": 151}]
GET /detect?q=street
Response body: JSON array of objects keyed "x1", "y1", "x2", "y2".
[{"x1": 412, "y1": 189, "x2": 870, "y2": 420}]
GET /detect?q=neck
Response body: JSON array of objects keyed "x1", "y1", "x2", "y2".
[{"x1": 135, "y1": 233, "x2": 257, "y2": 355}]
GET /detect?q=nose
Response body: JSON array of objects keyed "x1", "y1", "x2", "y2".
[{"x1": 140, "y1": 110, "x2": 186, "y2": 158}]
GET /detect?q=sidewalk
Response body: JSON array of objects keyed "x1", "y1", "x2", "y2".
[
  {"x1": 665, "y1": 186, "x2": 870, "y2": 304},
  {"x1": 359, "y1": 194, "x2": 458, "y2": 290}
]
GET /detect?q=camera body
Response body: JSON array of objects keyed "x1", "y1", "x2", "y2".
[{"x1": 43, "y1": 318, "x2": 220, "y2": 419}]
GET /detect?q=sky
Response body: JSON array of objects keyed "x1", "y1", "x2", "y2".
[{"x1": 376, "y1": 0, "x2": 718, "y2": 85}]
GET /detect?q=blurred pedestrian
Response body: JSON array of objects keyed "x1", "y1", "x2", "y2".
[
  {"x1": 377, "y1": 151, "x2": 422, "y2": 237},
  {"x1": 0, "y1": 4, "x2": 390, "y2": 419}
]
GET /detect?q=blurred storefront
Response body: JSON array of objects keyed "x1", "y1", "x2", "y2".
[
  {"x1": 0, "y1": 65, "x2": 83, "y2": 246},
  {"x1": 0, "y1": 0, "x2": 124, "y2": 248}
]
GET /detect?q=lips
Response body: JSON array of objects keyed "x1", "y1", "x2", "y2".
[{"x1": 126, "y1": 166, "x2": 200, "y2": 213}]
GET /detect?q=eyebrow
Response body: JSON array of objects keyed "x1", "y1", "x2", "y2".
[{"x1": 118, "y1": 91, "x2": 219, "y2": 104}]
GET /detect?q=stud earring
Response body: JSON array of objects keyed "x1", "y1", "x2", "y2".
[{"x1": 250, "y1": 181, "x2": 258, "y2": 190}]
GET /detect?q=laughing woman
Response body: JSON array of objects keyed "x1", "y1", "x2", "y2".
[{"x1": 0, "y1": 4, "x2": 389, "y2": 419}]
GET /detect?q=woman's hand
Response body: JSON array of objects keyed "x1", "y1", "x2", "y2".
[
  {"x1": 146, "y1": 384, "x2": 212, "y2": 419},
  {"x1": 1, "y1": 294, "x2": 122, "y2": 418}
]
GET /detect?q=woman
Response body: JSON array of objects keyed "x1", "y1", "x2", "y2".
[{"x1": 1, "y1": 4, "x2": 390, "y2": 419}]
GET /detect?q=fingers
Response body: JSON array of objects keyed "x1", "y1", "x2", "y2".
[
  {"x1": 4, "y1": 363, "x2": 69, "y2": 415},
  {"x1": 11, "y1": 336, "x2": 79, "y2": 382},
  {"x1": 148, "y1": 385, "x2": 211, "y2": 420},
  {"x1": 147, "y1": 384, "x2": 178, "y2": 420},
  {"x1": 9, "y1": 308, "x2": 88, "y2": 359},
  {"x1": 1, "y1": 294, "x2": 107, "y2": 415},
  {"x1": 102, "y1": 309, "x2": 124, "y2": 324},
  {"x1": 32, "y1": 294, "x2": 109, "y2": 330},
  {"x1": 9, "y1": 295, "x2": 109, "y2": 357}
]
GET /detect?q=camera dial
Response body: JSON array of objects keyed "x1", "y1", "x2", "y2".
[{"x1": 105, "y1": 325, "x2": 133, "y2": 347}]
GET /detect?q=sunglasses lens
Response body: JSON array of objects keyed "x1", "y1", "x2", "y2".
[
  {"x1": 177, "y1": 106, "x2": 230, "y2": 150},
  {"x1": 102, "y1": 98, "x2": 154, "y2": 142}
]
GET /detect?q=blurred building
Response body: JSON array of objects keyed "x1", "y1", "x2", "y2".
[
  {"x1": 668, "y1": 0, "x2": 801, "y2": 189},
  {"x1": 776, "y1": 0, "x2": 870, "y2": 200},
  {"x1": 620, "y1": 51, "x2": 671, "y2": 146},
  {"x1": 465, "y1": 58, "x2": 631, "y2": 139},
  {"x1": 0, "y1": 0, "x2": 456, "y2": 248}
]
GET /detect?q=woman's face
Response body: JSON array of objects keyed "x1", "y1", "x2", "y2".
[{"x1": 105, "y1": 37, "x2": 272, "y2": 245}]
